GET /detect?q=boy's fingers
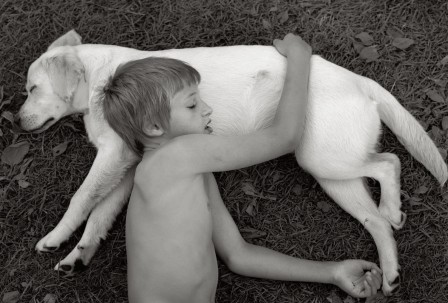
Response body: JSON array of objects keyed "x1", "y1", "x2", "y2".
[
  {"x1": 366, "y1": 274, "x2": 378, "y2": 295},
  {"x1": 363, "y1": 280, "x2": 372, "y2": 297},
  {"x1": 360, "y1": 261, "x2": 382, "y2": 274},
  {"x1": 370, "y1": 270, "x2": 382, "y2": 289}
]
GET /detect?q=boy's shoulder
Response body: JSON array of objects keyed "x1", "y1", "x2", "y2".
[{"x1": 135, "y1": 137, "x2": 193, "y2": 179}]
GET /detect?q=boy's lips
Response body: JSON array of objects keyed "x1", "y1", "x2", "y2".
[{"x1": 205, "y1": 119, "x2": 213, "y2": 133}]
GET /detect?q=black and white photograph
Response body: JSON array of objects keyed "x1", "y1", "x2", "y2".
[{"x1": 1, "y1": 1, "x2": 447, "y2": 302}]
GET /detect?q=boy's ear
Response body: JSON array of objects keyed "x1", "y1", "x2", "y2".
[{"x1": 145, "y1": 124, "x2": 165, "y2": 137}]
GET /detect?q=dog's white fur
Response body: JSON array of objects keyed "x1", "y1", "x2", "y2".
[{"x1": 19, "y1": 30, "x2": 447, "y2": 295}]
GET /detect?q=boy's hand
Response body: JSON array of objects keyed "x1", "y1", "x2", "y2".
[
  {"x1": 273, "y1": 33, "x2": 312, "y2": 57},
  {"x1": 331, "y1": 260, "x2": 383, "y2": 298}
]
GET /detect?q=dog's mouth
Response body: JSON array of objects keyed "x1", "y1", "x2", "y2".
[{"x1": 29, "y1": 117, "x2": 56, "y2": 133}]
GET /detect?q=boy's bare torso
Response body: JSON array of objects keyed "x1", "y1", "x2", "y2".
[{"x1": 126, "y1": 154, "x2": 218, "y2": 303}]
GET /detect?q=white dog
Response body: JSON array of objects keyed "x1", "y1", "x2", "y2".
[{"x1": 18, "y1": 30, "x2": 446, "y2": 295}]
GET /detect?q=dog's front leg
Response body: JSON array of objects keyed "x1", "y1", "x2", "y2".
[
  {"x1": 36, "y1": 143, "x2": 136, "y2": 253},
  {"x1": 54, "y1": 167, "x2": 135, "y2": 275}
]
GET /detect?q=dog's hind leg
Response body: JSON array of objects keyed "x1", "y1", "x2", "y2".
[
  {"x1": 361, "y1": 153, "x2": 405, "y2": 230},
  {"x1": 317, "y1": 177, "x2": 400, "y2": 296},
  {"x1": 54, "y1": 167, "x2": 135, "y2": 275}
]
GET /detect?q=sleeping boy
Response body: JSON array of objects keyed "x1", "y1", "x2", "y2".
[{"x1": 101, "y1": 33, "x2": 382, "y2": 302}]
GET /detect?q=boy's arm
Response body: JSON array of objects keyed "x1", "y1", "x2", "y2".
[
  {"x1": 206, "y1": 174, "x2": 382, "y2": 298},
  {"x1": 159, "y1": 34, "x2": 311, "y2": 175}
]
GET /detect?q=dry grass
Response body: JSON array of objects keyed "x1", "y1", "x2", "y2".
[{"x1": 1, "y1": 0, "x2": 448, "y2": 302}]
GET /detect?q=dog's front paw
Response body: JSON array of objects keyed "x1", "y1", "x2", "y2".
[
  {"x1": 55, "y1": 258, "x2": 88, "y2": 276},
  {"x1": 36, "y1": 224, "x2": 75, "y2": 253},
  {"x1": 54, "y1": 242, "x2": 99, "y2": 275},
  {"x1": 35, "y1": 232, "x2": 66, "y2": 253}
]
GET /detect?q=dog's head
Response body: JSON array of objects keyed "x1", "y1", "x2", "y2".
[{"x1": 18, "y1": 30, "x2": 85, "y2": 133}]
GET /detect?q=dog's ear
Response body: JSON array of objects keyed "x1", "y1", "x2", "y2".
[
  {"x1": 43, "y1": 51, "x2": 85, "y2": 103},
  {"x1": 47, "y1": 30, "x2": 82, "y2": 51}
]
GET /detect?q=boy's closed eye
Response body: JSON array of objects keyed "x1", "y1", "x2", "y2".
[{"x1": 187, "y1": 103, "x2": 196, "y2": 109}]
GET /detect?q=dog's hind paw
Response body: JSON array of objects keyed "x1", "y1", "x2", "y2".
[
  {"x1": 388, "y1": 212, "x2": 407, "y2": 230},
  {"x1": 379, "y1": 207, "x2": 407, "y2": 230},
  {"x1": 382, "y1": 269, "x2": 401, "y2": 296}
]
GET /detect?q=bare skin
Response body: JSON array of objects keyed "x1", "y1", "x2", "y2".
[{"x1": 126, "y1": 34, "x2": 382, "y2": 303}]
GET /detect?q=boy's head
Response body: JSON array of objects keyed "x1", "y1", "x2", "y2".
[{"x1": 101, "y1": 57, "x2": 205, "y2": 156}]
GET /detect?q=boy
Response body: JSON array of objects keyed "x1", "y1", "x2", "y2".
[{"x1": 102, "y1": 34, "x2": 382, "y2": 303}]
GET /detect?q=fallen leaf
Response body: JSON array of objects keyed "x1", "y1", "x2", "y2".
[
  {"x1": 327, "y1": 290, "x2": 343, "y2": 303},
  {"x1": 353, "y1": 41, "x2": 364, "y2": 53},
  {"x1": 386, "y1": 27, "x2": 404, "y2": 39},
  {"x1": 317, "y1": 201, "x2": 331, "y2": 212},
  {"x1": 365, "y1": 292, "x2": 387, "y2": 303},
  {"x1": 355, "y1": 32, "x2": 374, "y2": 46},
  {"x1": 272, "y1": 171, "x2": 282, "y2": 183},
  {"x1": 431, "y1": 126, "x2": 443, "y2": 141},
  {"x1": 409, "y1": 197, "x2": 423, "y2": 206},
  {"x1": 343, "y1": 296, "x2": 356, "y2": 303},
  {"x1": 438, "y1": 148, "x2": 447, "y2": 160},
  {"x1": 359, "y1": 46, "x2": 380, "y2": 62},
  {"x1": 43, "y1": 294, "x2": 56, "y2": 303},
  {"x1": 278, "y1": 11, "x2": 289, "y2": 24},
  {"x1": 426, "y1": 90, "x2": 445, "y2": 103},
  {"x1": 437, "y1": 55, "x2": 448, "y2": 67},
  {"x1": 442, "y1": 116, "x2": 448, "y2": 130},
  {"x1": 415, "y1": 186, "x2": 428, "y2": 194},
  {"x1": 1, "y1": 111, "x2": 14, "y2": 123},
  {"x1": 242, "y1": 182, "x2": 257, "y2": 196},
  {"x1": 269, "y1": 6, "x2": 278, "y2": 12},
  {"x1": 1, "y1": 141, "x2": 30, "y2": 166},
  {"x1": 20, "y1": 158, "x2": 33, "y2": 174},
  {"x1": 52, "y1": 141, "x2": 69, "y2": 157},
  {"x1": 431, "y1": 78, "x2": 447, "y2": 88},
  {"x1": 240, "y1": 228, "x2": 266, "y2": 239},
  {"x1": 2, "y1": 291, "x2": 20, "y2": 303},
  {"x1": 18, "y1": 180, "x2": 30, "y2": 188},
  {"x1": 292, "y1": 184, "x2": 302, "y2": 195},
  {"x1": 392, "y1": 37, "x2": 415, "y2": 50},
  {"x1": 262, "y1": 19, "x2": 271, "y2": 29},
  {"x1": 245, "y1": 199, "x2": 257, "y2": 216}
]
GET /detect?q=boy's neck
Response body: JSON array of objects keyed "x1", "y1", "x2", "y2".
[{"x1": 142, "y1": 135, "x2": 171, "y2": 154}]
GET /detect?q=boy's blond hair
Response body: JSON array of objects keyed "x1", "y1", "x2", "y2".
[{"x1": 101, "y1": 57, "x2": 201, "y2": 156}]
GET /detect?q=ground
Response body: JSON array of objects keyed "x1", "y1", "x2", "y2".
[{"x1": 1, "y1": 0, "x2": 447, "y2": 302}]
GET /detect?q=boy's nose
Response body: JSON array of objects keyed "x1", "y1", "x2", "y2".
[{"x1": 202, "y1": 103, "x2": 213, "y2": 116}]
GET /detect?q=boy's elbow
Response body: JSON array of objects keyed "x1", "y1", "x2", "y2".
[{"x1": 221, "y1": 242, "x2": 249, "y2": 274}]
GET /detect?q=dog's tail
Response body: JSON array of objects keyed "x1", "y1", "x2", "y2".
[{"x1": 365, "y1": 78, "x2": 447, "y2": 186}]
